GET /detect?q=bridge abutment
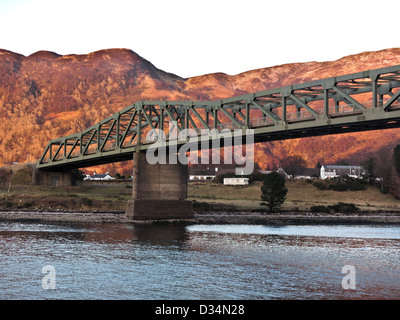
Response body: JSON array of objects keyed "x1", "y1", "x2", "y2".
[
  {"x1": 33, "y1": 167, "x2": 74, "y2": 186},
  {"x1": 125, "y1": 152, "x2": 194, "y2": 221}
]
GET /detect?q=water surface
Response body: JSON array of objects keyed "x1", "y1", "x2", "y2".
[{"x1": 0, "y1": 222, "x2": 399, "y2": 299}]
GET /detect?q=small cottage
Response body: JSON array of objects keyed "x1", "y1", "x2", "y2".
[{"x1": 223, "y1": 177, "x2": 249, "y2": 185}]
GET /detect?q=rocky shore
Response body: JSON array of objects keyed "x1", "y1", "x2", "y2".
[{"x1": 0, "y1": 210, "x2": 400, "y2": 225}]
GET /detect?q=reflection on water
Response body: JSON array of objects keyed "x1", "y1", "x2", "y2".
[
  {"x1": 187, "y1": 224, "x2": 400, "y2": 239},
  {"x1": 0, "y1": 221, "x2": 399, "y2": 300}
]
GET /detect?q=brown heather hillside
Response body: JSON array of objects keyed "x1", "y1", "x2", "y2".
[{"x1": 1, "y1": 47, "x2": 400, "y2": 175}]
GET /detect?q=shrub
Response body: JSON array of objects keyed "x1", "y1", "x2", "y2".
[
  {"x1": 192, "y1": 200, "x2": 211, "y2": 212},
  {"x1": 328, "y1": 202, "x2": 359, "y2": 213},
  {"x1": 327, "y1": 176, "x2": 367, "y2": 192},
  {"x1": 4, "y1": 201, "x2": 12, "y2": 208},
  {"x1": 71, "y1": 169, "x2": 85, "y2": 183},
  {"x1": 379, "y1": 187, "x2": 389, "y2": 194},
  {"x1": 19, "y1": 201, "x2": 33, "y2": 209},
  {"x1": 329, "y1": 183, "x2": 348, "y2": 191},
  {"x1": 345, "y1": 177, "x2": 367, "y2": 191},
  {"x1": 348, "y1": 182, "x2": 366, "y2": 191},
  {"x1": 81, "y1": 197, "x2": 93, "y2": 206},
  {"x1": 10, "y1": 166, "x2": 33, "y2": 185},
  {"x1": 310, "y1": 205, "x2": 330, "y2": 213},
  {"x1": 248, "y1": 172, "x2": 267, "y2": 183},
  {"x1": 0, "y1": 168, "x2": 12, "y2": 186},
  {"x1": 313, "y1": 181, "x2": 328, "y2": 190}
]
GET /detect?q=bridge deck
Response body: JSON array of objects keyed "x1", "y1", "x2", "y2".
[{"x1": 37, "y1": 64, "x2": 400, "y2": 170}]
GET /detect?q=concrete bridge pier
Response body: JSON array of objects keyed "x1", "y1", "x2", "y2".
[{"x1": 125, "y1": 152, "x2": 194, "y2": 221}]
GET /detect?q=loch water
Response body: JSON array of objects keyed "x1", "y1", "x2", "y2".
[{"x1": 0, "y1": 221, "x2": 399, "y2": 300}]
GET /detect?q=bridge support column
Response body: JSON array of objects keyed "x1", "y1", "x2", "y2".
[{"x1": 125, "y1": 152, "x2": 194, "y2": 221}]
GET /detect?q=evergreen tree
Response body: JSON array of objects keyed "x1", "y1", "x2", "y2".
[
  {"x1": 389, "y1": 144, "x2": 400, "y2": 198},
  {"x1": 260, "y1": 172, "x2": 288, "y2": 213},
  {"x1": 281, "y1": 154, "x2": 307, "y2": 178},
  {"x1": 393, "y1": 145, "x2": 400, "y2": 175},
  {"x1": 361, "y1": 157, "x2": 375, "y2": 184}
]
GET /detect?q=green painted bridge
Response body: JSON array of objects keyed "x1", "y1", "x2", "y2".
[
  {"x1": 37, "y1": 64, "x2": 400, "y2": 171},
  {"x1": 35, "y1": 64, "x2": 400, "y2": 220}
]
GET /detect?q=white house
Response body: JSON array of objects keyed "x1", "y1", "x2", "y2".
[
  {"x1": 189, "y1": 168, "x2": 217, "y2": 181},
  {"x1": 85, "y1": 172, "x2": 115, "y2": 181},
  {"x1": 320, "y1": 165, "x2": 366, "y2": 180},
  {"x1": 223, "y1": 177, "x2": 249, "y2": 185}
]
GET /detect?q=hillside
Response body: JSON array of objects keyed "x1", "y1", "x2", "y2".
[{"x1": 1, "y1": 47, "x2": 400, "y2": 174}]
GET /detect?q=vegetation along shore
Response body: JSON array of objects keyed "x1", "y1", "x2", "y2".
[{"x1": 1, "y1": 171, "x2": 400, "y2": 224}]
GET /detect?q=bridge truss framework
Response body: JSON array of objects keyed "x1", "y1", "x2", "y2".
[{"x1": 38, "y1": 64, "x2": 400, "y2": 170}]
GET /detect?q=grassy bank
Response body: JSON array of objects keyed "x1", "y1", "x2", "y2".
[
  {"x1": 0, "y1": 179, "x2": 399, "y2": 213},
  {"x1": 188, "y1": 179, "x2": 400, "y2": 212},
  {"x1": 0, "y1": 183, "x2": 132, "y2": 212}
]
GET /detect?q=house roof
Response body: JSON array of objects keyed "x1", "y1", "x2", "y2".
[
  {"x1": 324, "y1": 165, "x2": 364, "y2": 170},
  {"x1": 92, "y1": 174, "x2": 108, "y2": 178}
]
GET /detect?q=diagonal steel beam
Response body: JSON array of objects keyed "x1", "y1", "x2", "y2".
[
  {"x1": 189, "y1": 106, "x2": 211, "y2": 130},
  {"x1": 99, "y1": 120, "x2": 116, "y2": 152},
  {"x1": 251, "y1": 101, "x2": 281, "y2": 124},
  {"x1": 119, "y1": 110, "x2": 137, "y2": 147},
  {"x1": 289, "y1": 94, "x2": 319, "y2": 118},
  {"x1": 218, "y1": 104, "x2": 243, "y2": 127},
  {"x1": 67, "y1": 138, "x2": 80, "y2": 158},
  {"x1": 141, "y1": 107, "x2": 156, "y2": 130},
  {"x1": 384, "y1": 90, "x2": 400, "y2": 111},
  {"x1": 333, "y1": 86, "x2": 366, "y2": 111},
  {"x1": 52, "y1": 142, "x2": 64, "y2": 161},
  {"x1": 39, "y1": 143, "x2": 51, "y2": 164},
  {"x1": 82, "y1": 130, "x2": 97, "y2": 155},
  {"x1": 164, "y1": 106, "x2": 182, "y2": 133},
  {"x1": 187, "y1": 113, "x2": 198, "y2": 131}
]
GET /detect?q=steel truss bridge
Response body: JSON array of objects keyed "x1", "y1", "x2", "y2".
[{"x1": 38, "y1": 64, "x2": 400, "y2": 170}]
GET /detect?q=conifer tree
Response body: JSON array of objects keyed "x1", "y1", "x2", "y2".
[{"x1": 260, "y1": 172, "x2": 288, "y2": 213}]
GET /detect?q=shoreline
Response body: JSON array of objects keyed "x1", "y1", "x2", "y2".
[{"x1": 0, "y1": 210, "x2": 400, "y2": 225}]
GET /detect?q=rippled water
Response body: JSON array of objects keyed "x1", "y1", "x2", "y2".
[{"x1": 0, "y1": 221, "x2": 399, "y2": 300}]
